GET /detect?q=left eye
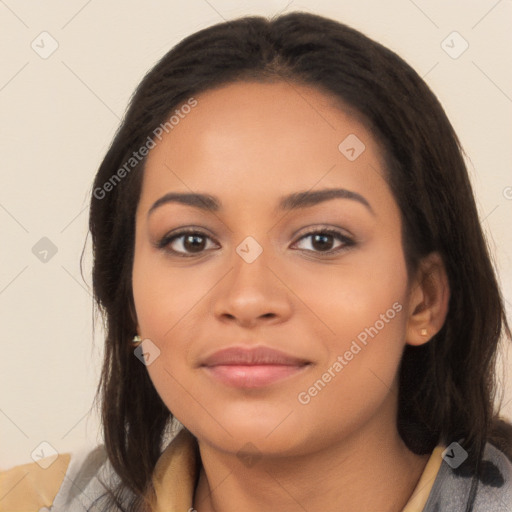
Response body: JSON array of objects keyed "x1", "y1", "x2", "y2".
[{"x1": 292, "y1": 229, "x2": 354, "y2": 254}]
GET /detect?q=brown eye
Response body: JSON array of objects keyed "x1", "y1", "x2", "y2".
[
  {"x1": 293, "y1": 229, "x2": 354, "y2": 255},
  {"x1": 311, "y1": 233, "x2": 336, "y2": 251},
  {"x1": 181, "y1": 234, "x2": 207, "y2": 252},
  {"x1": 158, "y1": 229, "x2": 218, "y2": 257}
]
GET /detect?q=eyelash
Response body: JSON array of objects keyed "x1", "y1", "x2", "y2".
[{"x1": 156, "y1": 226, "x2": 355, "y2": 258}]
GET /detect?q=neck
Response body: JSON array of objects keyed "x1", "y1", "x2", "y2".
[{"x1": 193, "y1": 397, "x2": 429, "y2": 512}]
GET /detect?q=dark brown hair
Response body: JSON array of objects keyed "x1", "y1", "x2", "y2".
[{"x1": 86, "y1": 11, "x2": 511, "y2": 511}]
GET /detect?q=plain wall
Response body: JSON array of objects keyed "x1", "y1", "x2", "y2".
[{"x1": 1, "y1": 0, "x2": 511, "y2": 468}]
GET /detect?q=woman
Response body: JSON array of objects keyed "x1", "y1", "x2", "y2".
[{"x1": 1, "y1": 11, "x2": 511, "y2": 512}]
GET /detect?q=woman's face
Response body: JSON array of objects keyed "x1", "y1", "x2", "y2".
[{"x1": 132, "y1": 80, "x2": 415, "y2": 456}]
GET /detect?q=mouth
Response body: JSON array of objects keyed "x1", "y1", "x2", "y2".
[{"x1": 200, "y1": 346, "x2": 311, "y2": 389}]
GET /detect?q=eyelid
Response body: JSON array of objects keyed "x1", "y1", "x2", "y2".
[{"x1": 292, "y1": 224, "x2": 354, "y2": 241}]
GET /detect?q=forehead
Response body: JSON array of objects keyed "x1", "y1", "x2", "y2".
[{"x1": 139, "y1": 81, "x2": 392, "y2": 214}]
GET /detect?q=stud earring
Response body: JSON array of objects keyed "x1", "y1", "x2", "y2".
[
  {"x1": 420, "y1": 328, "x2": 428, "y2": 336},
  {"x1": 132, "y1": 334, "x2": 142, "y2": 344}
]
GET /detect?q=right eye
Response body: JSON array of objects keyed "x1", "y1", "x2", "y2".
[{"x1": 157, "y1": 228, "x2": 219, "y2": 257}]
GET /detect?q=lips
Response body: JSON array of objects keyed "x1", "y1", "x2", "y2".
[
  {"x1": 201, "y1": 346, "x2": 310, "y2": 366},
  {"x1": 200, "y1": 346, "x2": 311, "y2": 388}
]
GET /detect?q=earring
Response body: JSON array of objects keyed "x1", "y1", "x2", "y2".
[
  {"x1": 420, "y1": 328, "x2": 428, "y2": 336},
  {"x1": 132, "y1": 335, "x2": 142, "y2": 344}
]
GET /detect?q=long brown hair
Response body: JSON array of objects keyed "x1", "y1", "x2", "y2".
[{"x1": 87, "y1": 11, "x2": 511, "y2": 511}]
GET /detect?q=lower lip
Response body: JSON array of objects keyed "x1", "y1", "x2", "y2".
[{"x1": 203, "y1": 364, "x2": 308, "y2": 388}]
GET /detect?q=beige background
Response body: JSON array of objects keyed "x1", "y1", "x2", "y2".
[{"x1": 1, "y1": 0, "x2": 511, "y2": 468}]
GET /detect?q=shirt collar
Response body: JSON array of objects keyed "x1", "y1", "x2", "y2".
[
  {"x1": 146, "y1": 427, "x2": 444, "y2": 511},
  {"x1": 147, "y1": 427, "x2": 199, "y2": 511}
]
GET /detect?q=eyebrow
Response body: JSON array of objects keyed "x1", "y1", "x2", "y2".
[{"x1": 147, "y1": 188, "x2": 375, "y2": 217}]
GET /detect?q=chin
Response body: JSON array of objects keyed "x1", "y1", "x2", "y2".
[{"x1": 183, "y1": 408, "x2": 314, "y2": 457}]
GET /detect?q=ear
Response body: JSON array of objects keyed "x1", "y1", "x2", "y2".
[{"x1": 405, "y1": 251, "x2": 450, "y2": 346}]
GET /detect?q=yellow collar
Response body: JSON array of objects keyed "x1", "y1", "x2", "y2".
[
  {"x1": 147, "y1": 428, "x2": 199, "y2": 511},
  {"x1": 402, "y1": 445, "x2": 445, "y2": 512},
  {"x1": 147, "y1": 428, "x2": 443, "y2": 511}
]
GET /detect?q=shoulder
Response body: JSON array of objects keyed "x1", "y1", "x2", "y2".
[
  {"x1": 0, "y1": 451, "x2": 71, "y2": 511},
  {"x1": 0, "y1": 445, "x2": 110, "y2": 512},
  {"x1": 423, "y1": 441, "x2": 512, "y2": 512},
  {"x1": 472, "y1": 443, "x2": 512, "y2": 509}
]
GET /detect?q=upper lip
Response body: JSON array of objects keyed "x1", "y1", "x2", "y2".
[{"x1": 200, "y1": 346, "x2": 310, "y2": 367}]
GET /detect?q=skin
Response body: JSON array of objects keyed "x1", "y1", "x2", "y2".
[{"x1": 132, "y1": 81, "x2": 450, "y2": 512}]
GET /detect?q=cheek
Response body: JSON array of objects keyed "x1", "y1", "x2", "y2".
[
  {"x1": 295, "y1": 238, "x2": 408, "y2": 351},
  {"x1": 292, "y1": 282, "x2": 407, "y2": 441},
  {"x1": 131, "y1": 242, "x2": 214, "y2": 419},
  {"x1": 132, "y1": 237, "x2": 204, "y2": 340},
  {"x1": 292, "y1": 244, "x2": 409, "y2": 409}
]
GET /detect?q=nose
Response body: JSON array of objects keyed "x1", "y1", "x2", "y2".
[{"x1": 211, "y1": 245, "x2": 293, "y2": 329}]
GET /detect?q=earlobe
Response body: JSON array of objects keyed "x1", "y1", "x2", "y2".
[{"x1": 405, "y1": 252, "x2": 450, "y2": 346}]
